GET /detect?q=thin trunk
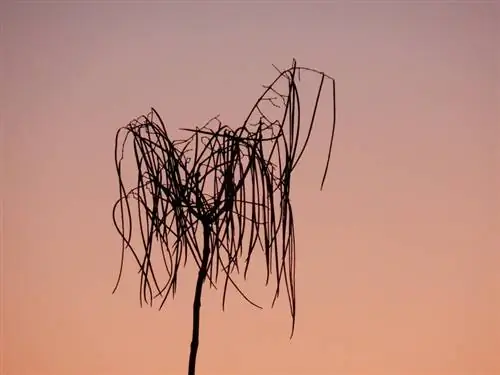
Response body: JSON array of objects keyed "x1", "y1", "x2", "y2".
[{"x1": 188, "y1": 223, "x2": 211, "y2": 375}]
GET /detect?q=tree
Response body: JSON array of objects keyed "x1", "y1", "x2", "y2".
[{"x1": 112, "y1": 59, "x2": 337, "y2": 375}]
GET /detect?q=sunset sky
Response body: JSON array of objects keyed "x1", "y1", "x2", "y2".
[{"x1": 2, "y1": 1, "x2": 499, "y2": 375}]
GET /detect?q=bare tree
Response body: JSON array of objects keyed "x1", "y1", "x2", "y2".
[{"x1": 112, "y1": 59, "x2": 337, "y2": 375}]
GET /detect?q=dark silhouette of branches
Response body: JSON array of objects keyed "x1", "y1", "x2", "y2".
[{"x1": 112, "y1": 59, "x2": 337, "y2": 375}]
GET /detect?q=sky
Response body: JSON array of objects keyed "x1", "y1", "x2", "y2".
[{"x1": 2, "y1": 1, "x2": 499, "y2": 375}]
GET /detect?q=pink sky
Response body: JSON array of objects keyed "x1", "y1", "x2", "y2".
[{"x1": 2, "y1": 2, "x2": 499, "y2": 375}]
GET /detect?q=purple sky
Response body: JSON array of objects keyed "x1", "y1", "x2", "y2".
[{"x1": 3, "y1": 2, "x2": 499, "y2": 375}]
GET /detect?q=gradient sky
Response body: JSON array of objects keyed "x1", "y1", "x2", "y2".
[{"x1": 2, "y1": 2, "x2": 499, "y2": 375}]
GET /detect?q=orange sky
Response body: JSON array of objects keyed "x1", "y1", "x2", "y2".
[{"x1": 2, "y1": 2, "x2": 499, "y2": 375}]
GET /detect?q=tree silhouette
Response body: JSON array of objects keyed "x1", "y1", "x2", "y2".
[{"x1": 112, "y1": 59, "x2": 337, "y2": 375}]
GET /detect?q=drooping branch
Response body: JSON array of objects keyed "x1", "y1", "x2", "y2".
[{"x1": 112, "y1": 59, "x2": 337, "y2": 336}]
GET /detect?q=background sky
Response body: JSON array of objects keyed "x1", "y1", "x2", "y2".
[{"x1": 2, "y1": 1, "x2": 499, "y2": 375}]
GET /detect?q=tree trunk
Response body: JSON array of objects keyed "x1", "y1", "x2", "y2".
[{"x1": 188, "y1": 223, "x2": 211, "y2": 375}]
